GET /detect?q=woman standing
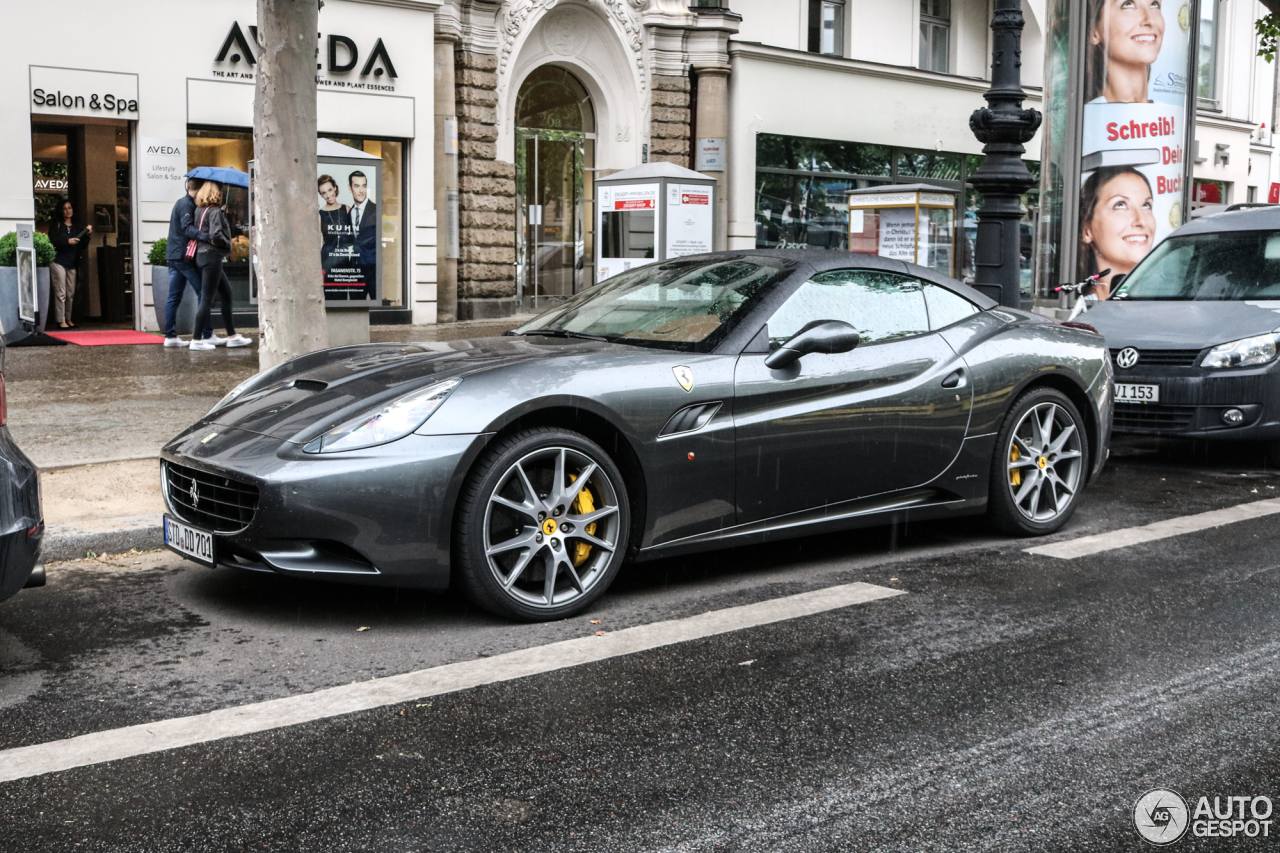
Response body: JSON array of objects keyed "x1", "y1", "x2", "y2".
[
  {"x1": 191, "y1": 182, "x2": 252, "y2": 351},
  {"x1": 48, "y1": 200, "x2": 90, "y2": 329},
  {"x1": 318, "y1": 174, "x2": 352, "y2": 277}
]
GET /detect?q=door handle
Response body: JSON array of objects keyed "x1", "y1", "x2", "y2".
[{"x1": 941, "y1": 368, "x2": 967, "y2": 389}]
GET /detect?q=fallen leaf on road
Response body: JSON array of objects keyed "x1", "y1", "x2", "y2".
[
  {"x1": 595, "y1": 630, "x2": 606, "y2": 636},
  {"x1": 356, "y1": 626, "x2": 370, "y2": 632},
  {"x1": 590, "y1": 619, "x2": 601, "y2": 624},
  {"x1": 890, "y1": 577, "x2": 899, "y2": 582}
]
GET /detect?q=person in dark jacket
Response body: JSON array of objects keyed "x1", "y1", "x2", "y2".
[
  {"x1": 164, "y1": 178, "x2": 215, "y2": 347},
  {"x1": 48, "y1": 200, "x2": 90, "y2": 329},
  {"x1": 190, "y1": 182, "x2": 251, "y2": 351}
]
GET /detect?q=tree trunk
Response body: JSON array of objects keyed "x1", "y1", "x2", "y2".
[{"x1": 254, "y1": 0, "x2": 328, "y2": 369}]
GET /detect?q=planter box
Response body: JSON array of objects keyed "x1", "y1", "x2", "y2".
[
  {"x1": 0, "y1": 266, "x2": 51, "y2": 343},
  {"x1": 151, "y1": 265, "x2": 199, "y2": 336}
]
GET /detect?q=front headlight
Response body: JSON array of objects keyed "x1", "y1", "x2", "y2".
[
  {"x1": 1201, "y1": 333, "x2": 1279, "y2": 369},
  {"x1": 304, "y1": 379, "x2": 460, "y2": 453}
]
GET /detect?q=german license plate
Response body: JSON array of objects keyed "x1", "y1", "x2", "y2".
[
  {"x1": 163, "y1": 515, "x2": 216, "y2": 567},
  {"x1": 1115, "y1": 383, "x2": 1159, "y2": 404}
]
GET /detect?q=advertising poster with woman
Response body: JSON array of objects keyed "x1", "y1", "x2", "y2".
[
  {"x1": 317, "y1": 163, "x2": 380, "y2": 302},
  {"x1": 1079, "y1": 0, "x2": 1196, "y2": 297}
]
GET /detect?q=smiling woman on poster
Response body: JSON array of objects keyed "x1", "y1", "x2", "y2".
[
  {"x1": 1080, "y1": 166, "x2": 1156, "y2": 296},
  {"x1": 1086, "y1": 0, "x2": 1167, "y2": 104}
]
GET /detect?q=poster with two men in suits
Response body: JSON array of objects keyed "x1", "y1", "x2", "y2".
[{"x1": 317, "y1": 161, "x2": 381, "y2": 303}]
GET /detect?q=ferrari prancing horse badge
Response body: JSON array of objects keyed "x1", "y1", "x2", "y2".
[{"x1": 673, "y1": 366, "x2": 694, "y2": 392}]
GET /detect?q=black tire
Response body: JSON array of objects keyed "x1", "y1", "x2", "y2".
[
  {"x1": 1268, "y1": 440, "x2": 1280, "y2": 469},
  {"x1": 454, "y1": 427, "x2": 630, "y2": 621},
  {"x1": 988, "y1": 386, "x2": 1090, "y2": 537}
]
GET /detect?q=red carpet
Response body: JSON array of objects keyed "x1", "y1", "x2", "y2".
[{"x1": 46, "y1": 330, "x2": 166, "y2": 346}]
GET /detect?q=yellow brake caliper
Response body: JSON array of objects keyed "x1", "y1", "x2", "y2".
[
  {"x1": 1010, "y1": 445, "x2": 1022, "y2": 488},
  {"x1": 568, "y1": 474, "x2": 598, "y2": 567}
]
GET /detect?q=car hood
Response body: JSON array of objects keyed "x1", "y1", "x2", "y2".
[
  {"x1": 198, "y1": 336, "x2": 628, "y2": 442},
  {"x1": 1084, "y1": 300, "x2": 1280, "y2": 350}
]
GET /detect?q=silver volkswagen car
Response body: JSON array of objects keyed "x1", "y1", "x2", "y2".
[{"x1": 1086, "y1": 206, "x2": 1280, "y2": 464}]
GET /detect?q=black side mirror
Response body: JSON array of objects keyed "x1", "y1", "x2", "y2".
[{"x1": 764, "y1": 320, "x2": 861, "y2": 369}]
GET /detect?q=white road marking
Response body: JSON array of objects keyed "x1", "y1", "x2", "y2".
[
  {"x1": 0, "y1": 581, "x2": 904, "y2": 783},
  {"x1": 1024, "y1": 498, "x2": 1280, "y2": 559}
]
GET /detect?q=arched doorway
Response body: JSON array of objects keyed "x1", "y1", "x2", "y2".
[{"x1": 515, "y1": 66, "x2": 595, "y2": 305}]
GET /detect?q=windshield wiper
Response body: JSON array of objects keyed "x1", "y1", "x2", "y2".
[{"x1": 512, "y1": 329, "x2": 612, "y2": 342}]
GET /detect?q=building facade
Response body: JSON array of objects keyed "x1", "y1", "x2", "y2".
[{"x1": 0, "y1": 0, "x2": 1273, "y2": 331}]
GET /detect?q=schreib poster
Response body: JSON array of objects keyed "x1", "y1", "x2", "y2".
[
  {"x1": 317, "y1": 163, "x2": 380, "y2": 302},
  {"x1": 1078, "y1": 0, "x2": 1195, "y2": 295}
]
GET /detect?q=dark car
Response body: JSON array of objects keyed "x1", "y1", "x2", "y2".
[
  {"x1": 160, "y1": 250, "x2": 1112, "y2": 620},
  {"x1": 0, "y1": 335, "x2": 45, "y2": 601},
  {"x1": 1086, "y1": 206, "x2": 1280, "y2": 463}
]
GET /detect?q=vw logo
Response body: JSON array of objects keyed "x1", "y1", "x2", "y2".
[{"x1": 1115, "y1": 347, "x2": 1140, "y2": 369}]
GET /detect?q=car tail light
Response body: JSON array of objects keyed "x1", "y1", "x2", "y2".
[
  {"x1": 1060, "y1": 321, "x2": 1099, "y2": 335},
  {"x1": 0, "y1": 371, "x2": 6, "y2": 426}
]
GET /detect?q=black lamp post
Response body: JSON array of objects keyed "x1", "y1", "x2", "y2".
[{"x1": 968, "y1": 0, "x2": 1042, "y2": 308}]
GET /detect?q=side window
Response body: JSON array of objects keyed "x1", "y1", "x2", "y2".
[
  {"x1": 767, "y1": 269, "x2": 930, "y2": 348},
  {"x1": 923, "y1": 283, "x2": 978, "y2": 330}
]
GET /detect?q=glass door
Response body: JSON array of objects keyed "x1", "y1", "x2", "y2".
[{"x1": 517, "y1": 128, "x2": 584, "y2": 308}]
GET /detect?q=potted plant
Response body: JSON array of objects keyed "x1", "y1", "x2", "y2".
[
  {"x1": 0, "y1": 230, "x2": 55, "y2": 338},
  {"x1": 148, "y1": 239, "x2": 198, "y2": 335}
]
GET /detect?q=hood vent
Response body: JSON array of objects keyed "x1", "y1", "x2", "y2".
[
  {"x1": 292, "y1": 379, "x2": 329, "y2": 392},
  {"x1": 660, "y1": 402, "x2": 722, "y2": 437}
]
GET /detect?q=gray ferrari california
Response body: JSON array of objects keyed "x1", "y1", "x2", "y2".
[{"x1": 161, "y1": 250, "x2": 1112, "y2": 620}]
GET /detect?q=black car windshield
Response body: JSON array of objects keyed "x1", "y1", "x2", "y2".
[
  {"x1": 1114, "y1": 230, "x2": 1280, "y2": 301},
  {"x1": 513, "y1": 257, "x2": 790, "y2": 352}
]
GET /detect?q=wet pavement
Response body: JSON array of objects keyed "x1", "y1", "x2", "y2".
[
  {"x1": 2, "y1": 438, "x2": 1279, "y2": 850},
  {"x1": 3, "y1": 319, "x2": 530, "y2": 468}
]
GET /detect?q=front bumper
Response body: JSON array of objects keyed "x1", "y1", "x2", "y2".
[
  {"x1": 1110, "y1": 363, "x2": 1280, "y2": 439},
  {"x1": 161, "y1": 425, "x2": 490, "y2": 590}
]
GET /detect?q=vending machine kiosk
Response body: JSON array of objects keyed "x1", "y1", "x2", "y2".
[
  {"x1": 847, "y1": 184, "x2": 958, "y2": 277},
  {"x1": 595, "y1": 162, "x2": 717, "y2": 283}
]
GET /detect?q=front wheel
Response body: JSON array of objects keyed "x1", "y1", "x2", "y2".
[
  {"x1": 988, "y1": 387, "x2": 1090, "y2": 536},
  {"x1": 454, "y1": 428, "x2": 630, "y2": 621}
]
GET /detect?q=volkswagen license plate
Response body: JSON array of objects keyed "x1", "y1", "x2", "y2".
[
  {"x1": 1115, "y1": 383, "x2": 1159, "y2": 404},
  {"x1": 163, "y1": 515, "x2": 216, "y2": 567}
]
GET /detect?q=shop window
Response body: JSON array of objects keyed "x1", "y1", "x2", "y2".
[
  {"x1": 808, "y1": 0, "x2": 845, "y2": 56},
  {"x1": 757, "y1": 134, "x2": 891, "y2": 176},
  {"x1": 919, "y1": 0, "x2": 951, "y2": 73},
  {"x1": 1193, "y1": 179, "x2": 1230, "y2": 208},
  {"x1": 898, "y1": 149, "x2": 962, "y2": 182},
  {"x1": 1198, "y1": 0, "x2": 1219, "y2": 105},
  {"x1": 186, "y1": 128, "x2": 407, "y2": 310}
]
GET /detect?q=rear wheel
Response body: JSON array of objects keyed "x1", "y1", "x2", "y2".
[
  {"x1": 455, "y1": 428, "x2": 629, "y2": 621},
  {"x1": 988, "y1": 387, "x2": 1089, "y2": 536}
]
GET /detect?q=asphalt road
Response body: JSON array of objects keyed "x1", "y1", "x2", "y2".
[{"x1": 2, "y1": 437, "x2": 1279, "y2": 851}]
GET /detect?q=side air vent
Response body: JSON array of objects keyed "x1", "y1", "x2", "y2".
[
  {"x1": 660, "y1": 402, "x2": 722, "y2": 437},
  {"x1": 292, "y1": 379, "x2": 329, "y2": 392}
]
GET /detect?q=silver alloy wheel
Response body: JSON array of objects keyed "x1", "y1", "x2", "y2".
[
  {"x1": 482, "y1": 446, "x2": 622, "y2": 609},
  {"x1": 1005, "y1": 401, "x2": 1084, "y2": 523}
]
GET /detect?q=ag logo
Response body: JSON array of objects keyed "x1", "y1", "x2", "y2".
[
  {"x1": 1134, "y1": 789, "x2": 1189, "y2": 845},
  {"x1": 1115, "y1": 347, "x2": 1140, "y2": 369},
  {"x1": 673, "y1": 365, "x2": 694, "y2": 392}
]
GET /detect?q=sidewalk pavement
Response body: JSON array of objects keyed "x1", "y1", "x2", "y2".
[{"x1": 6, "y1": 318, "x2": 531, "y2": 561}]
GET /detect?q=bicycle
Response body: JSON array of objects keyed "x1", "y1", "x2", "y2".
[{"x1": 1055, "y1": 268, "x2": 1111, "y2": 322}]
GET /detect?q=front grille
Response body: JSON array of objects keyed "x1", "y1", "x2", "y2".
[
  {"x1": 165, "y1": 462, "x2": 259, "y2": 533},
  {"x1": 1113, "y1": 404, "x2": 1197, "y2": 432},
  {"x1": 1110, "y1": 348, "x2": 1202, "y2": 367}
]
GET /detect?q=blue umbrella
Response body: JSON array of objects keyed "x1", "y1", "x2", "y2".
[{"x1": 184, "y1": 166, "x2": 250, "y2": 188}]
